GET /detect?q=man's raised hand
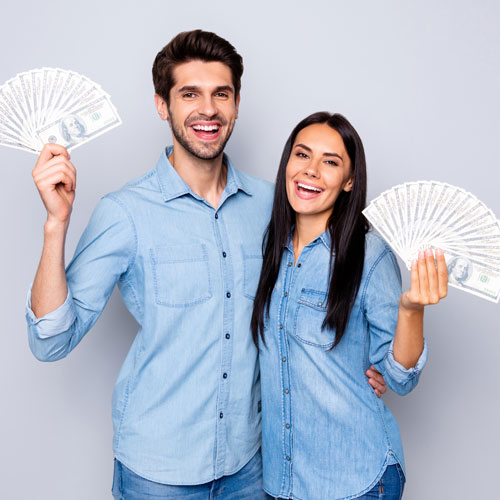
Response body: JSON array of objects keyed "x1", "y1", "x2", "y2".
[{"x1": 32, "y1": 144, "x2": 77, "y2": 228}]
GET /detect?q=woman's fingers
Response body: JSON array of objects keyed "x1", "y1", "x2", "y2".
[
  {"x1": 435, "y1": 248, "x2": 448, "y2": 299},
  {"x1": 425, "y1": 248, "x2": 440, "y2": 304},
  {"x1": 402, "y1": 248, "x2": 448, "y2": 308},
  {"x1": 417, "y1": 251, "x2": 430, "y2": 302}
]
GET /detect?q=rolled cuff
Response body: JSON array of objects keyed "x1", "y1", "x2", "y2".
[
  {"x1": 383, "y1": 338, "x2": 428, "y2": 385},
  {"x1": 25, "y1": 285, "x2": 76, "y2": 339}
]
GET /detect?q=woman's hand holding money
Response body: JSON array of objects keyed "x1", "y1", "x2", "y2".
[{"x1": 392, "y1": 249, "x2": 448, "y2": 369}]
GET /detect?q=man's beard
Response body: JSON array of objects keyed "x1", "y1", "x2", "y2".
[{"x1": 168, "y1": 111, "x2": 234, "y2": 161}]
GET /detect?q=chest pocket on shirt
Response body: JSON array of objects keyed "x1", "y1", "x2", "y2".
[
  {"x1": 150, "y1": 243, "x2": 212, "y2": 307},
  {"x1": 242, "y1": 245, "x2": 263, "y2": 300},
  {"x1": 292, "y1": 288, "x2": 334, "y2": 349}
]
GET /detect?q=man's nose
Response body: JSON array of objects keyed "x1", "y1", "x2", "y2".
[{"x1": 197, "y1": 95, "x2": 217, "y2": 117}]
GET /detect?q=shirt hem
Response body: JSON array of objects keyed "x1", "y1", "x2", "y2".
[
  {"x1": 113, "y1": 443, "x2": 261, "y2": 486},
  {"x1": 264, "y1": 450, "x2": 404, "y2": 500}
]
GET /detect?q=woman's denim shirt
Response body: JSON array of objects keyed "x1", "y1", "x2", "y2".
[{"x1": 259, "y1": 231, "x2": 428, "y2": 500}]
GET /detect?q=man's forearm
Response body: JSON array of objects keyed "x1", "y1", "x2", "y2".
[{"x1": 31, "y1": 220, "x2": 69, "y2": 318}]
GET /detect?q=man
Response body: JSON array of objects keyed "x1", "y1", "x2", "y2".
[{"x1": 26, "y1": 30, "x2": 386, "y2": 499}]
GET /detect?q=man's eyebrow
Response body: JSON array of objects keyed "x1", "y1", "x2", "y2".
[
  {"x1": 294, "y1": 143, "x2": 343, "y2": 160},
  {"x1": 176, "y1": 85, "x2": 234, "y2": 94}
]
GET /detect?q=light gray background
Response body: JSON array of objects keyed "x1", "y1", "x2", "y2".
[{"x1": 1, "y1": 1, "x2": 499, "y2": 498}]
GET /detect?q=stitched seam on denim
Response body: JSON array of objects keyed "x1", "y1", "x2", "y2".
[
  {"x1": 104, "y1": 194, "x2": 138, "y2": 272},
  {"x1": 149, "y1": 244, "x2": 212, "y2": 307},
  {"x1": 242, "y1": 244, "x2": 263, "y2": 299},
  {"x1": 336, "y1": 454, "x2": 391, "y2": 500},
  {"x1": 292, "y1": 304, "x2": 334, "y2": 348},
  {"x1": 119, "y1": 276, "x2": 143, "y2": 323},
  {"x1": 360, "y1": 247, "x2": 391, "y2": 318}
]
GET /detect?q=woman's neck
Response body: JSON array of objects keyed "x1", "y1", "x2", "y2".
[{"x1": 293, "y1": 213, "x2": 329, "y2": 264}]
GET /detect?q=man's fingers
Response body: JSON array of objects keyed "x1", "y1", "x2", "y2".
[
  {"x1": 36, "y1": 143, "x2": 70, "y2": 166},
  {"x1": 39, "y1": 172, "x2": 75, "y2": 192},
  {"x1": 366, "y1": 366, "x2": 387, "y2": 395},
  {"x1": 33, "y1": 159, "x2": 77, "y2": 191}
]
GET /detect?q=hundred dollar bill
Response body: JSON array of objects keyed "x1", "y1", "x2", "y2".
[
  {"x1": 445, "y1": 250, "x2": 500, "y2": 303},
  {"x1": 36, "y1": 95, "x2": 121, "y2": 151}
]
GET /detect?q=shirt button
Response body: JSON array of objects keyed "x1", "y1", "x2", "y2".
[
  {"x1": 279, "y1": 324, "x2": 283, "y2": 329},
  {"x1": 222, "y1": 251, "x2": 227, "y2": 258},
  {"x1": 215, "y1": 213, "x2": 219, "y2": 219},
  {"x1": 226, "y1": 292, "x2": 231, "y2": 298},
  {"x1": 282, "y1": 357, "x2": 287, "y2": 362},
  {"x1": 297, "y1": 263, "x2": 302, "y2": 268},
  {"x1": 219, "y1": 412, "x2": 223, "y2": 419},
  {"x1": 286, "y1": 423, "x2": 290, "y2": 429},
  {"x1": 223, "y1": 373, "x2": 228, "y2": 379},
  {"x1": 225, "y1": 333, "x2": 231, "y2": 339},
  {"x1": 318, "y1": 301, "x2": 323, "y2": 306},
  {"x1": 286, "y1": 456, "x2": 291, "y2": 461},
  {"x1": 284, "y1": 389, "x2": 289, "y2": 394},
  {"x1": 288, "y1": 262, "x2": 292, "y2": 267},
  {"x1": 284, "y1": 292, "x2": 288, "y2": 297}
]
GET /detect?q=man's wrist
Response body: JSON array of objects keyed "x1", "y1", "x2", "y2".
[{"x1": 44, "y1": 217, "x2": 70, "y2": 237}]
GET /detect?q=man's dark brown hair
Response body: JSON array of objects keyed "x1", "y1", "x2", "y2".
[{"x1": 152, "y1": 30, "x2": 244, "y2": 105}]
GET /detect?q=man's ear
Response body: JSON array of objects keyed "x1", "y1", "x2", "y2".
[
  {"x1": 154, "y1": 94, "x2": 168, "y2": 121},
  {"x1": 235, "y1": 94, "x2": 240, "y2": 119}
]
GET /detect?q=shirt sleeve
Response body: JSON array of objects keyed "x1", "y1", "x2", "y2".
[
  {"x1": 26, "y1": 194, "x2": 137, "y2": 361},
  {"x1": 362, "y1": 248, "x2": 428, "y2": 396}
]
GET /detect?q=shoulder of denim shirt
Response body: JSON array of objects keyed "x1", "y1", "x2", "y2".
[{"x1": 364, "y1": 231, "x2": 399, "y2": 270}]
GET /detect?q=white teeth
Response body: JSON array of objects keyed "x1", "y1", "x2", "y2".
[
  {"x1": 297, "y1": 182, "x2": 322, "y2": 192},
  {"x1": 192, "y1": 124, "x2": 219, "y2": 131}
]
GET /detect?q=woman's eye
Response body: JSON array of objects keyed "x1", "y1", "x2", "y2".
[
  {"x1": 325, "y1": 160, "x2": 338, "y2": 166},
  {"x1": 296, "y1": 152, "x2": 308, "y2": 159}
]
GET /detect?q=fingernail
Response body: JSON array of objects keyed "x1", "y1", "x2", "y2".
[
  {"x1": 425, "y1": 248, "x2": 433, "y2": 257},
  {"x1": 419, "y1": 251, "x2": 425, "y2": 259},
  {"x1": 412, "y1": 259, "x2": 418, "y2": 267},
  {"x1": 436, "y1": 248, "x2": 443, "y2": 256}
]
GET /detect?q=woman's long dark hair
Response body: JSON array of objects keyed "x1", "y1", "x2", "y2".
[{"x1": 251, "y1": 112, "x2": 368, "y2": 349}]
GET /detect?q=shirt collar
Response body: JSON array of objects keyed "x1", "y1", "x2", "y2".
[
  {"x1": 285, "y1": 228, "x2": 332, "y2": 253},
  {"x1": 155, "y1": 146, "x2": 253, "y2": 203}
]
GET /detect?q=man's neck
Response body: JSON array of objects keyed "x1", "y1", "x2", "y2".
[{"x1": 168, "y1": 144, "x2": 227, "y2": 209}]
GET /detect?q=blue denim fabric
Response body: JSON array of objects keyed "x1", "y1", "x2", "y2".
[
  {"x1": 356, "y1": 464, "x2": 405, "y2": 499},
  {"x1": 112, "y1": 450, "x2": 273, "y2": 499},
  {"x1": 259, "y1": 232, "x2": 427, "y2": 500},
  {"x1": 25, "y1": 146, "x2": 274, "y2": 485}
]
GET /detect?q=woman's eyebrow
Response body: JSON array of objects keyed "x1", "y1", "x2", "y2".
[{"x1": 295, "y1": 143, "x2": 342, "y2": 160}]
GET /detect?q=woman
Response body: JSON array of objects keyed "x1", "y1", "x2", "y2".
[{"x1": 251, "y1": 112, "x2": 447, "y2": 500}]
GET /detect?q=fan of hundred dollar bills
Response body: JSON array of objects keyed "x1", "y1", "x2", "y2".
[
  {"x1": 0, "y1": 68, "x2": 121, "y2": 153},
  {"x1": 363, "y1": 181, "x2": 500, "y2": 303}
]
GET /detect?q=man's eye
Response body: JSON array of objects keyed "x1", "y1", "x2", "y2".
[
  {"x1": 215, "y1": 92, "x2": 229, "y2": 98},
  {"x1": 183, "y1": 93, "x2": 196, "y2": 98}
]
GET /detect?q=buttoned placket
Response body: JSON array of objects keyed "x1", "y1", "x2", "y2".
[
  {"x1": 278, "y1": 249, "x2": 303, "y2": 495},
  {"x1": 278, "y1": 240, "x2": 318, "y2": 497}
]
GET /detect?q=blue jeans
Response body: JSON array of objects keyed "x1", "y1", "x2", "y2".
[
  {"x1": 112, "y1": 450, "x2": 272, "y2": 499},
  {"x1": 356, "y1": 464, "x2": 406, "y2": 499}
]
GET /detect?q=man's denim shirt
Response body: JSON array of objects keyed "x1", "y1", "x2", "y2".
[
  {"x1": 259, "y1": 231, "x2": 428, "y2": 500},
  {"x1": 26, "y1": 147, "x2": 274, "y2": 485}
]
